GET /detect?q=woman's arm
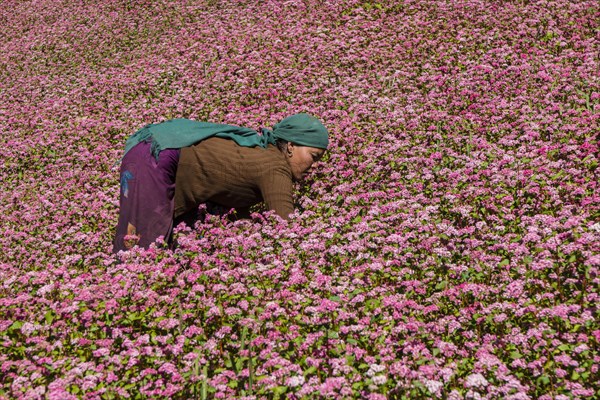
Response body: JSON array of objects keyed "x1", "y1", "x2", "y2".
[{"x1": 259, "y1": 166, "x2": 294, "y2": 220}]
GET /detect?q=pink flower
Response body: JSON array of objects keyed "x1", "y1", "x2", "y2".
[{"x1": 158, "y1": 362, "x2": 177, "y2": 375}]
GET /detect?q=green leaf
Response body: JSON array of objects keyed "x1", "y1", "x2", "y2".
[
  {"x1": 272, "y1": 386, "x2": 287, "y2": 395},
  {"x1": 571, "y1": 371, "x2": 580, "y2": 380},
  {"x1": 8, "y1": 321, "x2": 23, "y2": 332},
  {"x1": 45, "y1": 311, "x2": 55, "y2": 325},
  {"x1": 536, "y1": 375, "x2": 550, "y2": 385},
  {"x1": 228, "y1": 380, "x2": 238, "y2": 389},
  {"x1": 352, "y1": 381, "x2": 364, "y2": 390}
]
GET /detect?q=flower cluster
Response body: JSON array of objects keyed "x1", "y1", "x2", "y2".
[{"x1": 1, "y1": 0, "x2": 598, "y2": 398}]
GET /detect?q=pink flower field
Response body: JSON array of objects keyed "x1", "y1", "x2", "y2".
[{"x1": 1, "y1": 0, "x2": 599, "y2": 398}]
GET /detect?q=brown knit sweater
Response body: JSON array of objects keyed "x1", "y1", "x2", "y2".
[{"x1": 173, "y1": 137, "x2": 294, "y2": 219}]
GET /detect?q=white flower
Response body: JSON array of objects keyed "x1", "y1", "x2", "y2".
[
  {"x1": 366, "y1": 363, "x2": 386, "y2": 377},
  {"x1": 590, "y1": 222, "x2": 600, "y2": 232},
  {"x1": 423, "y1": 379, "x2": 443, "y2": 396},
  {"x1": 465, "y1": 373, "x2": 488, "y2": 388},
  {"x1": 466, "y1": 389, "x2": 482, "y2": 399},
  {"x1": 372, "y1": 374, "x2": 387, "y2": 386},
  {"x1": 439, "y1": 367, "x2": 455, "y2": 382},
  {"x1": 574, "y1": 344, "x2": 589, "y2": 354},
  {"x1": 37, "y1": 283, "x2": 54, "y2": 296},
  {"x1": 287, "y1": 375, "x2": 305, "y2": 387},
  {"x1": 448, "y1": 390, "x2": 463, "y2": 400},
  {"x1": 20, "y1": 322, "x2": 40, "y2": 336}
]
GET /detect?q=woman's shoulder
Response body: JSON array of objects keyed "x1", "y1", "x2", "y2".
[
  {"x1": 210, "y1": 138, "x2": 285, "y2": 159},
  {"x1": 185, "y1": 137, "x2": 287, "y2": 166}
]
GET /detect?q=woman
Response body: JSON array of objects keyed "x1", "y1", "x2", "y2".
[{"x1": 113, "y1": 113, "x2": 328, "y2": 252}]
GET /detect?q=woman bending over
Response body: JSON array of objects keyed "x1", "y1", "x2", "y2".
[{"x1": 113, "y1": 113, "x2": 328, "y2": 252}]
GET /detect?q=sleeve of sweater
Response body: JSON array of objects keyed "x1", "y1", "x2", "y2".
[{"x1": 259, "y1": 165, "x2": 294, "y2": 220}]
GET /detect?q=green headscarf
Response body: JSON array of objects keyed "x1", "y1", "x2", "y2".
[
  {"x1": 270, "y1": 113, "x2": 329, "y2": 150},
  {"x1": 122, "y1": 113, "x2": 328, "y2": 159}
]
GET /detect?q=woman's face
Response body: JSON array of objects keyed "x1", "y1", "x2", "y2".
[{"x1": 285, "y1": 143, "x2": 326, "y2": 181}]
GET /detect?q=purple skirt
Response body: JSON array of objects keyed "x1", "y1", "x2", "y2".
[{"x1": 113, "y1": 141, "x2": 180, "y2": 253}]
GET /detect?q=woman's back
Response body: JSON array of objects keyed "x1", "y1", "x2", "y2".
[{"x1": 174, "y1": 137, "x2": 294, "y2": 219}]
